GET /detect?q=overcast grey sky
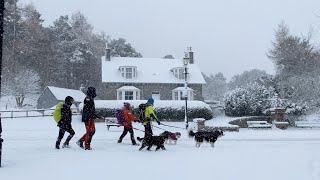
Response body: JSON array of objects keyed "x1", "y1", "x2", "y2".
[{"x1": 21, "y1": 0, "x2": 320, "y2": 80}]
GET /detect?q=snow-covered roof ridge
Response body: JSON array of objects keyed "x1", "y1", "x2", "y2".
[
  {"x1": 47, "y1": 86, "x2": 86, "y2": 102},
  {"x1": 101, "y1": 56, "x2": 206, "y2": 84}
]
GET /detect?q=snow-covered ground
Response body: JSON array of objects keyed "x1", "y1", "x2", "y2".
[{"x1": 1, "y1": 116, "x2": 320, "y2": 180}]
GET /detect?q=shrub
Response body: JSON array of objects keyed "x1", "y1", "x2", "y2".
[{"x1": 95, "y1": 106, "x2": 213, "y2": 122}]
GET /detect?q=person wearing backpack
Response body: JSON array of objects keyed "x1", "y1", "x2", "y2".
[
  {"x1": 117, "y1": 102, "x2": 138, "y2": 145},
  {"x1": 77, "y1": 87, "x2": 98, "y2": 150},
  {"x1": 143, "y1": 98, "x2": 160, "y2": 137},
  {"x1": 55, "y1": 96, "x2": 75, "y2": 149}
]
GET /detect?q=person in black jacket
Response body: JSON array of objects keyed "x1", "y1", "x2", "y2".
[
  {"x1": 55, "y1": 96, "x2": 75, "y2": 149},
  {"x1": 77, "y1": 87, "x2": 98, "y2": 150}
]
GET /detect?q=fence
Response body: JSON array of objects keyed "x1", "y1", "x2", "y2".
[{"x1": 0, "y1": 109, "x2": 81, "y2": 119}]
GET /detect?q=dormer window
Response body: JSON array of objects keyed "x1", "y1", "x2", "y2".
[
  {"x1": 119, "y1": 66, "x2": 137, "y2": 79},
  {"x1": 171, "y1": 67, "x2": 185, "y2": 80}
]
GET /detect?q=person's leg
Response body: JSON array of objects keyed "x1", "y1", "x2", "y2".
[
  {"x1": 118, "y1": 126, "x2": 128, "y2": 143},
  {"x1": 63, "y1": 125, "x2": 75, "y2": 148},
  {"x1": 78, "y1": 122, "x2": 89, "y2": 148},
  {"x1": 144, "y1": 123, "x2": 153, "y2": 138},
  {"x1": 128, "y1": 127, "x2": 137, "y2": 145},
  {"x1": 85, "y1": 120, "x2": 96, "y2": 150},
  {"x1": 56, "y1": 128, "x2": 65, "y2": 149}
]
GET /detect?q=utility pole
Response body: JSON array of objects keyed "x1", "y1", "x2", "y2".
[{"x1": 0, "y1": 0, "x2": 5, "y2": 168}]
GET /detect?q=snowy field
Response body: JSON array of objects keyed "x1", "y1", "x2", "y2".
[{"x1": 1, "y1": 116, "x2": 320, "y2": 180}]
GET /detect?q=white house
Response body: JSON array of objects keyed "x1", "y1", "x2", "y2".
[{"x1": 100, "y1": 49, "x2": 206, "y2": 101}]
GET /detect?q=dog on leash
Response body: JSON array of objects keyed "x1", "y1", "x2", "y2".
[
  {"x1": 159, "y1": 131, "x2": 181, "y2": 144},
  {"x1": 188, "y1": 130, "x2": 224, "y2": 148},
  {"x1": 137, "y1": 135, "x2": 166, "y2": 151}
]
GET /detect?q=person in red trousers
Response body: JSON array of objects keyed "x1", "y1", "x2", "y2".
[{"x1": 77, "y1": 87, "x2": 98, "y2": 150}]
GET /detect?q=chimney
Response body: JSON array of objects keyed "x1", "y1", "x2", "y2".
[
  {"x1": 188, "y1": 47, "x2": 194, "y2": 64},
  {"x1": 105, "y1": 43, "x2": 111, "y2": 61}
]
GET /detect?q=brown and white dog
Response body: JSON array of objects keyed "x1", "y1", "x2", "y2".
[
  {"x1": 188, "y1": 130, "x2": 224, "y2": 148},
  {"x1": 159, "y1": 131, "x2": 181, "y2": 144}
]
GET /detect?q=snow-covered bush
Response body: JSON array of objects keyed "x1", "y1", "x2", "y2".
[{"x1": 224, "y1": 82, "x2": 277, "y2": 116}]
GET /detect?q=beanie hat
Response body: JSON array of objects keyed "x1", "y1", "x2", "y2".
[
  {"x1": 65, "y1": 96, "x2": 74, "y2": 106},
  {"x1": 87, "y1": 86, "x2": 96, "y2": 98},
  {"x1": 147, "y1": 98, "x2": 154, "y2": 104}
]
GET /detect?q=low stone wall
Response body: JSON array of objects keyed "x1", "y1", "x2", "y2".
[
  {"x1": 202, "y1": 126, "x2": 239, "y2": 132},
  {"x1": 229, "y1": 116, "x2": 272, "y2": 128}
]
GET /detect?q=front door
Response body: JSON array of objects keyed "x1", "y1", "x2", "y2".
[{"x1": 152, "y1": 91, "x2": 160, "y2": 100}]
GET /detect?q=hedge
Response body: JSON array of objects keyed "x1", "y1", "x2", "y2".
[{"x1": 95, "y1": 107, "x2": 213, "y2": 122}]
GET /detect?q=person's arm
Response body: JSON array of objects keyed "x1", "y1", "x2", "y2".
[{"x1": 60, "y1": 104, "x2": 69, "y2": 124}]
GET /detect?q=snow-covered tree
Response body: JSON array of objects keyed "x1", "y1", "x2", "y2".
[
  {"x1": 203, "y1": 72, "x2": 227, "y2": 101},
  {"x1": 2, "y1": 68, "x2": 40, "y2": 107},
  {"x1": 108, "y1": 38, "x2": 142, "y2": 57},
  {"x1": 267, "y1": 22, "x2": 320, "y2": 109},
  {"x1": 228, "y1": 69, "x2": 268, "y2": 90},
  {"x1": 224, "y1": 82, "x2": 277, "y2": 116}
]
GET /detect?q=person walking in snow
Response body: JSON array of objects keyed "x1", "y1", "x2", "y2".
[
  {"x1": 77, "y1": 86, "x2": 98, "y2": 150},
  {"x1": 55, "y1": 96, "x2": 75, "y2": 149},
  {"x1": 143, "y1": 98, "x2": 160, "y2": 138},
  {"x1": 117, "y1": 102, "x2": 138, "y2": 145}
]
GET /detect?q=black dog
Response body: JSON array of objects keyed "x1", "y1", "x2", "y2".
[
  {"x1": 137, "y1": 135, "x2": 166, "y2": 151},
  {"x1": 188, "y1": 130, "x2": 224, "y2": 148}
]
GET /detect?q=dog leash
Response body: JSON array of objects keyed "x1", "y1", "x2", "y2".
[
  {"x1": 159, "y1": 123, "x2": 186, "y2": 130},
  {"x1": 152, "y1": 125, "x2": 167, "y2": 131},
  {"x1": 117, "y1": 124, "x2": 145, "y2": 132}
]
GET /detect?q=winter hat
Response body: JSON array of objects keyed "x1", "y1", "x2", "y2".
[
  {"x1": 147, "y1": 98, "x2": 154, "y2": 104},
  {"x1": 123, "y1": 102, "x2": 131, "y2": 109},
  {"x1": 87, "y1": 86, "x2": 96, "y2": 98},
  {"x1": 65, "y1": 96, "x2": 74, "y2": 106}
]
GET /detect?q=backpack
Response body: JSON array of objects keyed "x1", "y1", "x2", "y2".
[
  {"x1": 53, "y1": 102, "x2": 64, "y2": 123},
  {"x1": 114, "y1": 109, "x2": 125, "y2": 124},
  {"x1": 138, "y1": 103, "x2": 147, "y2": 123}
]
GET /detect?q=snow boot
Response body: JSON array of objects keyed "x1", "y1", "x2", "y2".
[
  {"x1": 132, "y1": 140, "x2": 139, "y2": 146},
  {"x1": 55, "y1": 144, "x2": 60, "y2": 149},
  {"x1": 85, "y1": 147, "x2": 93, "y2": 150},
  {"x1": 76, "y1": 140, "x2": 84, "y2": 149},
  {"x1": 117, "y1": 139, "x2": 122, "y2": 143},
  {"x1": 62, "y1": 142, "x2": 70, "y2": 148}
]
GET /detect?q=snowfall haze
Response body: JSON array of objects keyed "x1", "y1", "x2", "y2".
[{"x1": 20, "y1": 0, "x2": 320, "y2": 79}]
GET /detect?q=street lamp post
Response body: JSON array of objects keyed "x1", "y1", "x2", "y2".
[
  {"x1": 183, "y1": 56, "x2": 189, "y2": 129},
  {"x1": 0, "y1": 0, "x2": 4, "y2": 168}
]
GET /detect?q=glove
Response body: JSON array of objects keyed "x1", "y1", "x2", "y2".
[{"x1": 156, "y1": 120, "x2": 161, "y2": 125}]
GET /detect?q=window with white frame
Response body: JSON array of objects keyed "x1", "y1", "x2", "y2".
[
  {"x1": 173, "y1": 91, "x2": 179, "y2": 100},
  {"x1": 117, "y1": 86, "x2": 141, "y2": 100},
  {"x1": 119, "y1": 66, "x2": 137, "y2": 79},
  {"x1": 172, "y1": 89, "x2": 194, "y2": 100},
  {"x1": 125, "y1": 91, "x2": 134, "y2": 100},
  {"x1": 172, "y1": 68, "x2": 185, "y2": 80}
]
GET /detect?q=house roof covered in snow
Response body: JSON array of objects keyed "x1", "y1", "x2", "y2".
[
  {"x1": 101, "y1": 57, "x2": 206, "y2": 84},
  {"x1": 47, "y1": 86, "x2": 86, "y2": 102}
]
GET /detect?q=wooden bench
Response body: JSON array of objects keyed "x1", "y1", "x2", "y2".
[
  {"x1": 104, "y1": 117, "x2": 121, "y2": 131},
  {"x1": 295, "y1": 121, "x2": 320, "y2": 128},
  {"x1": 247, "y1": 121, "x2": 272, "y2": 129}
]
